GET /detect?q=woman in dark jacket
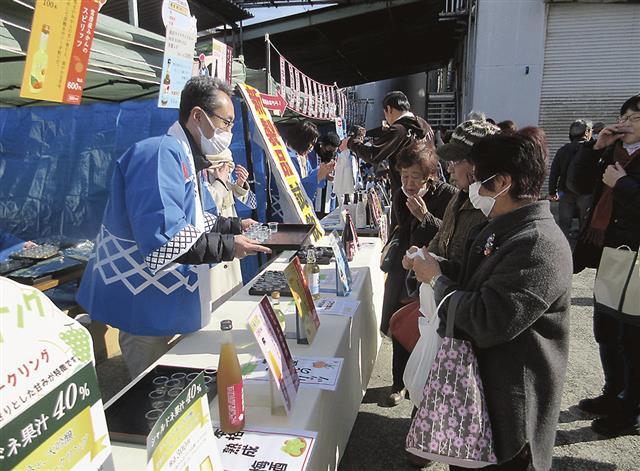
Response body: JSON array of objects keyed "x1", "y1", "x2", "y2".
[
  {"x1": 569, "y1": 95, "x2": 640, "y2": 437},
  {"x1": 382, "y1": 141, "x2": 457, "y2": 406},
  {"x1": 410, "y1": 128, "x2": 572, "y2": 470}
]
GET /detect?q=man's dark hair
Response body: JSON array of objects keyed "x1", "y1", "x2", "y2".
[
  {"x1": 395, "y1": 140, "x2": 439, "y2": 177},
  {"x1": 287, "y1": 120, "x2": 320, "y2": 155},
  {"x1": 486, "y1": 118, "x2": 496, "y2": 125},
  {"x1": 382, "y1": 91, "x2": 411, "y2": 112},
  {"x1": 179, "y1": 76, "x2": 233, "y2": 124},
  {"x1": 568, "y1": 119, "x2": 591, "y2": 142},
  {"x1": 497, "y1": 120, "x2": 517, "y2": 134},
  {"x1": 470, "y1": 127, "x2": 548, "y2": 201},
  {"x1": 620, "y1": 95, "x2": 640, "y2": 115},
  {"x1": 320, "y1": 132, "x2": 341, "y2": 148}
]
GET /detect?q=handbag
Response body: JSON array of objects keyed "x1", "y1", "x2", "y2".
[
  {"x1": 406, "y1": 291, "x2": 498, "y2": 468},
  {"x1": 403, "y1": 290, "x2": 456, "y2": 409},
  {"x1": 389, "y1": 300, "x2": 421, "y2": 351},
  {"x1": 379, "y1": 226, "x2": 400, "y2": 273},
  {"x1": 594, "y1": 245, "x2": 640, "y2": 324}
]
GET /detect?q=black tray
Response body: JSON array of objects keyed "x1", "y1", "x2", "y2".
[
  {"x1": 0, "y1": 258, "x2": 36, "y2": 276},
  {"x1": 104, "y1": 365, "x2": 217, "y2": 445},
  {"x1": 7, "y1": 256, "x2": 83, "y2": 285},
  {"x1": 248, "y1": 270, "x2": 292, "y2": 297},
  {"x1": 261, "y1": 224, "x2": 314, "y2": 251}
]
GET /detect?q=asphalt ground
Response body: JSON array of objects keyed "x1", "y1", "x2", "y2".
[{"x1": 96, "y1": 269, "x2": 639, "y2": 470}]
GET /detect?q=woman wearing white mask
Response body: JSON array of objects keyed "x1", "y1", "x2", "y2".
[
  {"x1": 409, "y1": 128, "x2": 572, "y2": 470},
  {"x1": 383, "y1": 141, "x2": 457, "y2": 406}
]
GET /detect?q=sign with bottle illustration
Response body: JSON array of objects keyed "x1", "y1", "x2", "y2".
[
  {"x1": 20, "y1": 0, "x2": 107, "y2": 104},
  {"x1": 283, "y1": 257, "x2": 321, "y2": 344},
  {"x1": 237, "y1": 83, "x2": 324, "y2": 242},
  {"x1": 242, "y1": 356, "x2": 344, "y2": 391},
  {"x1": 191, "y1": 40, "x2": 233, "y2": 85},
  {"x1": 0, "y1": 277, "x2": 113, "y2": 470},
  {"x1": 158, "y1": 0, "x2": 197, "y2": 109},
  {"x1": 247, "y1": 297, "x2": 299, "y2": 415},
  {"x1": 213, "y1": 426, "x2": 316, "y2": 470},
  {"x1": 146, "y1": 373, "x2": 222, "y2": 471},
  {"x1": 329, "y1": 231, "x2": 352, "y2": 296}
]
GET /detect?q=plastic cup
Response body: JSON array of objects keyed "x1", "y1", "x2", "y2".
[
  {"x1": 204, "y1": 368, "x2": 216, "y2": 377},
  {"x1": 268, "y1": 222, "x2": 278, "y2": 233},
  {"x1": 151, "y1": 376, "x2": 169, "y2": 390},
  {"x1": 167, "y1": 387, "x2": 182, "y2": 400},
  {"x1": 148, "y1": 389, "x2": 166, "y2": 402},
  {"x1": 186, "y1": 372, "x2": 199, "y2": 384},
  {"x1": 145, "y1": 409, "x2": 163, "y2": 430},
  {"x1": 151, "y1": 399, "x2": 169, "y2": 410},
  {"x1": 164, "y1": 379, "x2": 181, "y2": 390},
  {"x1": 203, "y1": 375, "x2": 214, "y2": 392},
  {"x1": 170, "y1": 372, "x2": 186, "y2": 387}
]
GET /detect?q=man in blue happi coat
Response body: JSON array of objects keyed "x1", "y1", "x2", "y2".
[{"x1": 77, "y1": 77, "x2": 270, "y2": 378}]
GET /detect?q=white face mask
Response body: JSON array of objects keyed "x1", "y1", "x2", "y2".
[
  {"x1": 468, "y1": 174, "x2": 511, "y2": 217},
  {"x1": 199, "y1": 112, "x2": 233, "y2": 155},
  {"x1": 402, "y1": 186, "x2": 428, "y2": 198}
]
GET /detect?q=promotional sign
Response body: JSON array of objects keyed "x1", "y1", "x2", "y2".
[
  {"x1": 158, "y1": 0, "x2": 196, "y2": 108},
  {"x1": 146, "y1": 374, "x2": 222, "y2": 471},
  {"x1": 20, "y1": 0, "x2": 106, "y2": 104},
  {"x1": 315, "y1": 297, "x2": 360, "y2": 318},
  {"x1": 211, "y1": 38, "x2": 233, "y2": 84},
  {"x1": 283, "y1": 257, "x2": 321, "y2": 345},
  {"x1": 329, "y1": 231, "x2": 352, "y2": 296},
  {"x1": 242, "y1": 357, "x2": 344, "y2": 391},
  {"x1": 237, "y1": 83, "x2": 324, "y2": 241},
  {"x1": 260, "y1": 93, "x2": 287, "y2": 115},
  {"x1": 247, "y1": 297, "x2": 299, "y2": 415},
  {"x1": 214, "y1": 426, "x2": 316, "y2": 471},
  {"x1": 0, "y1": 277, "x2": 113, "y2": 470}
]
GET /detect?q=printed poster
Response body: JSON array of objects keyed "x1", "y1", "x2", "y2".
[
  {"x1": 242, "y1": 357, "x2": 344, "y2": 391},
  {"x1": 20, "y1": 0, "x2": 105, "y2": 104},
  {"x1": 329, "y1": 231, "x2": 352, "y2": 296},
  {"x1": 146, "y1": 374, "x2": 222, "y2": 471},
  {"x1": 0, "y1": 277, "x2": 113, "y2": 470},
  {"x1": 158, "y1": 0, "x2": 196, "y2": 108},
  {"x1": 315, "y1": 298, "x2": 360, "y2": 318},
  {"x1": 247, "y1": 297, "x2": 299, "y2": 415},
  {"x1": 214, "y1": 426, "x2": 316, "y2": 471},
  {"x1": 283, "y1": 257, "x2": 321, "y2": 344},
  {"x1": 237, "y1": 83, "x2": 324, "y2": 241}
]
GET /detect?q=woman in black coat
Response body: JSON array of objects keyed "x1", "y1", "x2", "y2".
[
  {"x1": 569, "y1": 95, "x2": 640, "y2": 437},
  {"x1": 382, "y1": 141, "x2": 457, "y2": 406},
  {"x1": 410, "y1": 129, "x2": 572, "y2": 470}
]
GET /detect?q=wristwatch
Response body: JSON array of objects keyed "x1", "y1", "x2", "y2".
[{"x1": 428, "y1": 273, "x2": 442, "y2": 289}]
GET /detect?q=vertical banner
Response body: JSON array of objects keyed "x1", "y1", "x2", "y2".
[
  {"x1": 301, "y1": 75, "x2": 309, "y2": 116},
  {"x1": 20, "y1": 0, "x2": 105, "y2": 104},
  {"x1": 158, "y1": 0, "x2": 196, "y2": 108},
  {"x1": 312, "y1": 81, "x2": 319, "y2": 118},
  {"x1": 237, "y1": 84, "x2": 324, "y2": 241},
  {"x1": 294, "y1": 69, "x2": 301, "y2": 113},
  {"x1": 288, "y1": 64, "x2": 295, "y2": 112},
  {"x1": 279, "y1": 56, "x2": 286, "y2": 97}
]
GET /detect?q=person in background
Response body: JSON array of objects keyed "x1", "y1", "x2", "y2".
[
  {"x1": 497, "y1": 119, "x2": 518, "y2": 134},
  {"x1": 571, "y1": 95, "x2": 640, "y2": 437},
  {"x1": 345, "y1": 91, "x2": 434, "y2": 196},
  {"x1": 591, "y1": 121, "x2": 605, "y2": 141},
  {"x1": 409, "y1": 128, "x2": 572, "y2": 470},
  {"x1": 548, "y1": 119, "x2": 593, "y2": 238},
  {"x1": 270, "y1": 121, "x2": 335, "y2": 222},
  {"x1": 384, "y1": 141, "x2": 457, "y2": 406},
  {"x1": 205, "y1": 148, "x2": 257, "y2": 309},
  {"x1": 310, "y1": 131, "x2": 340, "y2": 167},
  {"x1": 77, "y1": 77, "x2": 270, "y2": 379},
  {"x1": 0, "y1": 231, "x2": 36, "y2": 261},
  {"x1": 311, "y1": 132, "x2": 341, "y2": 217}
]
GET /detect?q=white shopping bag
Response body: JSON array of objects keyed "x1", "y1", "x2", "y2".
[{"x1": 404, "y1": 289, "x2": 455, "y2": 408}]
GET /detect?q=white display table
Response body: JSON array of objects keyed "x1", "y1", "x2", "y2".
[{"x1": 106, "y1": 237, "x2": 384, "y2": 470}]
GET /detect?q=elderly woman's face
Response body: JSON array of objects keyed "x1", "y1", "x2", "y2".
[
  {"x1": 619, "y1": 109, "x2": 640, "y2": 145},
  {"x1": 400, "y1": 164, "x2": 429, "y2": 196}
]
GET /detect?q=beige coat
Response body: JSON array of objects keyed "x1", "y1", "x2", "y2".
[{"x1": 206, "y1": 178, "x2": 249, "y2": 309}]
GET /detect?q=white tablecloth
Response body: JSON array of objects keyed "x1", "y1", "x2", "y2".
[{"x1": 106, "y1": 237, "x2": 384, "y2": 470}]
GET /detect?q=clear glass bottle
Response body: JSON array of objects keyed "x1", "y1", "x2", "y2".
[
  {"x1": 216, "y1": 320, "x2": 245, "y2": 433},
  {"x1": 271, "y1": 290, "x2": 286, "y2": 333},
  {"x1": 305, "y1": 249, "x2": 321, "y2": 299}
]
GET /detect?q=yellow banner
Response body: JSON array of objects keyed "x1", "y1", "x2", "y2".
[
  {"x1": 237, "y1": 83, "x2": 324, "y2": 241},
  {"x1": 20, "y1": 0, "x2": 103, "y2": 104},
  {"x1": 14, "y1": 406, "x2": 107, "y2": 470}
]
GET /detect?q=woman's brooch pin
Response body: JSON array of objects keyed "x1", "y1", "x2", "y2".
[{"x1": 484, "y1": 233, "x2": 496, "y2": 256}]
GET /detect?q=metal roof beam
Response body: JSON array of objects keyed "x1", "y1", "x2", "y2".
[{"x1": 238, "y1": 0, "x2": 424, "y2": 41}]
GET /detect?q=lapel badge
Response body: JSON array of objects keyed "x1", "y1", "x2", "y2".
[{"x1": 483, "y1": 233, "x2": 496, "y2": 256}]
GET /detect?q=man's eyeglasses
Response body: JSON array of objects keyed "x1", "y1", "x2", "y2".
[
  {"x1": 617, "y1": 113, "x2": 640, "y2": 124},
  {"x1": 211, "y1": 111, "x2": 234, "y2": 129}
]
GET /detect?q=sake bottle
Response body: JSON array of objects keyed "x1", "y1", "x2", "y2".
[
  {"x1": 271, "y1": 291, "x2": 286, "y2": 333},
  {"x1": 216, "y1": 320, "x2": 245, "y2": 433},
  {"x1": 305, "y1": 249, "x2": 321, "y2": 299}
]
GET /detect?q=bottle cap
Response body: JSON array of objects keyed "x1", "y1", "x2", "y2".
[
  {"x1": 271, "y1": 291, "x2": 280, "y2": 299},
  {"x1": 220, "y1": 319, "x2": 233, "y2": 331}
]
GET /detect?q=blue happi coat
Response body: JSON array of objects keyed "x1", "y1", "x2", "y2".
[{"x1": 77, "y1": 122, "x2": 222, "y2": 336}]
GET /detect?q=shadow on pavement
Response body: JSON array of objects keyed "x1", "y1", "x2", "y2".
[
  {"x1": 571, "y1": 297, "x2": 593, "y2": 307},
  {"x1": 552, "y1": 456, "x2": 616, "y2": 470},
  {"x1": 555, "y1": 426, "x2": 608, "y2": 446},
  {"x1": 558, "y1": 406, "x2": 597, "y2": 424}
]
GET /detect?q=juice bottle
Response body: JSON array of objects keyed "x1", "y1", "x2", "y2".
[
  {"x1": 304, "y1": 249, "x2": 321, "y2": 299},
  {"x1": 29, "y1": 24, "x2": 49, "y2": 93},
  {"x1": 216, "y1": 320, "x2": 245, "y2": 433},
  {"x1": 271, "y1": 291, "x2": 286, "y2": 333}
]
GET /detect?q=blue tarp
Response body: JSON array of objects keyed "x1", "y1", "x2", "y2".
[{"x1": 0, "y1": 97, "x2": 268, "y2": 281}]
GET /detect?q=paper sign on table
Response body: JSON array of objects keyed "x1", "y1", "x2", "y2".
[
  {"x1": 315, "y1": 298, "x2": 360, "y2": 318},
  {"x1": 0, "y1": 277, "x2": 113, "y2": 470},
  {"x1": 319, "y1": 269, "x2": 363, "y2": 293},
  {"x1": 146, "y1": 373, "x2": 221, "y2": 471},
  {"x1": 283, "y1": 257, "x2": 321, "y2": 344},
  {"x1": 214, "y1": 425, "x2": 316, "y2": 471},
  {"x1": 242, "y1": 357, "x2": 344, "y2": 391},
  {"x1": 329, "y1": 231, "x2": 352, "y2": 296},
  {"x1": 20, "y1": 0, "x2": 105, "y2": 104},
  {"x1": 247, "y1": 297, "x2": 300, "y2": 415}
]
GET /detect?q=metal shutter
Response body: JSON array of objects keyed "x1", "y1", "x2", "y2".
[{"x1": 539, "y1": 3, "x2": 640, "y2": 177}]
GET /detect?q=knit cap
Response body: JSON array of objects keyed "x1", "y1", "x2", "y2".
[{"x1": 438, "y1": 119, "x2": 500, "y2": 162}]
